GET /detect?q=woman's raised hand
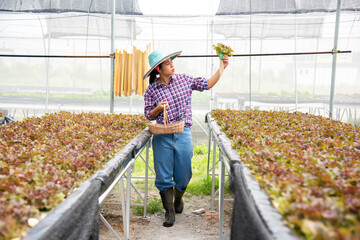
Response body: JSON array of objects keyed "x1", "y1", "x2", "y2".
[{"x1": 222, "y1": 54, "x2": 229, "y2": 69}]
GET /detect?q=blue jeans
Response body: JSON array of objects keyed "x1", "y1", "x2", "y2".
[{"x1": 152, "y1": 127, "x2": 193, "y2": 192}]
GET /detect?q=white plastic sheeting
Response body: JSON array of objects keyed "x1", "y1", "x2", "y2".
[
  {"x1": 0, "y1": 1, "x2": 359, "y2": 124},
  {"x1": 0, "y1": 0, "x2": 142, "y2": 15},
  {"x1": 216, "y1": 0, "x2": 360, "y2": 14}
]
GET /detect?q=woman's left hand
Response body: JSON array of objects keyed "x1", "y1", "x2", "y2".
[{"x1": 222, "y1": 54, "x2": 229, "y2": 69}]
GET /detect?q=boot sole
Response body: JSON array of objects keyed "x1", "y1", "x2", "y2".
[{"x1": 163, "y1": 222, "x2": 174, "y2": 227}]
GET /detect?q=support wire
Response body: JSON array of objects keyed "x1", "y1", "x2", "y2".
[{"x1": 0, "y1": 50, "x2": 351, "y2": 59}]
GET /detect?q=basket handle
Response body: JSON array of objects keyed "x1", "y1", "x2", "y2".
[{"x1": 163, "y1": 105, "x2": 169, "y2": 126}]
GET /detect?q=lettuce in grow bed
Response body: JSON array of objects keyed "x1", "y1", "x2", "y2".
[
  {"x1": 211, "y1": 109, "x2": 360, "y2": 240},
  {"x1": 0, "y1": 111, "x2": 147, "y2": 239}
]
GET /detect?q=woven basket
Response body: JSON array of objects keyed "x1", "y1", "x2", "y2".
[{"x1": 147, "y1": 106, "x2": 184, "y2": 134}]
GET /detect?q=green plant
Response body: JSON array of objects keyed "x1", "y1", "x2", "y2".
[
  {"x1": 212, "y1": 43, "x2": 234, "y2": 57},
  {"x1": 193, "y1": 144, "x2": 207, "y2": 155},
  {"x1": 187, "y1": 176, "x2": 230, "y2": 196},
  {"x1": 133, "y1": 198, "x2": 163, "y2": 216},
  {"x1": 133, "y1": 147, "x2": 154, "y2": 177},
  {"x1": 187, "y1": 177, "x2": 214, "y2": 196}
]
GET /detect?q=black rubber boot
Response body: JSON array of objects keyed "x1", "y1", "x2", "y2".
[
  {"x1": 174, "y1": 188, "x2": 185, "y2": 213},
  {"x1": 159, "y1": 188, "x2": 175, "y2": 227}
]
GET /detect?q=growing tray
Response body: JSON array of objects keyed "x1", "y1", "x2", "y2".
[
  {"x1": 23, "y1": 128, "x2": 151, "y2": 240},
  {"x1": 207, "y1": 113, "x2": 297, "y2": 240}
]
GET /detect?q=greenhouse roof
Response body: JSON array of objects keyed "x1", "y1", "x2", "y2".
[
  {"x1": 1, "y1": 0, "x2": 359, "y2": 16},
  {"x1": 0, "y1": 0, "x2": 143, "y2": 15},
  {"x1": 216, "y1": 0, "x2": 360, "y2": 15}
]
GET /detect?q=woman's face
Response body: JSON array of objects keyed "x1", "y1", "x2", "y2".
[{"x1": 159, "y1": 58, "x2": 175, "y2": 76}]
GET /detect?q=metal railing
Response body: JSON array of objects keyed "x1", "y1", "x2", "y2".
[
  {"x1": 98, "y1": 137, "x2": 151, "y2": 240},
  {"x1": 207, "y1": 114, "x2": 233, "y2": 240},
  {"x1": 206, "y1": 112, "x2": 298, "y2": 240}
]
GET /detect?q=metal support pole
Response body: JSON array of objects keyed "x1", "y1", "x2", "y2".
[
  {"x1": 211, "y1": 138, "x2": 217, "y2": 212},
  {"x1": 329, "y1": 0, "x2": 342, "y2": 118},
  {"x1": 120, "y1": 178, "x2": 126, "y2": 239},
  {"x1": 218, "y1": 151, "x2": 225, "y2": 240},
  {"x1": 125, "y1": 159, "x2": 134, "y2": 240},
  {"x1": 99, "y1": 158, "x2": 134, "y2": 204},
  {"x1": 207, "y1": 128, "x2": 212, "y2": 180},
  {"x1": 210, "y1": 19, "x2": 215, "y2": 110},
  {"x1": 40, "y1": 14, "x2": 53, "y2": 114},
  {"x1": 249, "y1": 10, "x2": 252, "y2": 110},
  {"x1": 143, "y1": 140, "x2": 150, "y2": 217},
  {"x1": 99, "y1": 156, "x2": 135, "y2": 239},
  {"x1": 294, "y1": 16, "x2": 298, "y2": 111},
  {"x1": 99, "y1": 138, "x2": 151, "y2": 239},
  {"x1": 110, "y1": 0, "x2": 115, "y2": 114},
  {"x1": 45, "y1": 21, "x2": 51, "y2": 114},
  {"x1": 129, "y1": 18, "x2": 135, "y2": 114},
  {"x1": 99, "y1": 214, "x2": 121, "y2": 240}
]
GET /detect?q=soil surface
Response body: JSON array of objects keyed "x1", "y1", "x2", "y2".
[{"x1": 99, "y1": 186, "x2": 233, "y2": 240}]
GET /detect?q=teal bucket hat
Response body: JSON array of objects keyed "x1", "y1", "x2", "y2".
[{"x1": 143, "y1": 49, "x2": 182, "y2": 80}]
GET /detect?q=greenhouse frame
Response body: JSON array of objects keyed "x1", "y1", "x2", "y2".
[{"x1": 1, "y1": 0, "x2": 359, "y2": 125}]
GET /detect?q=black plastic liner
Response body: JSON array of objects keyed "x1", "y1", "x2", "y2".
[
  {"x1": 0, "y1": 116, "x2": 15, "y2": 125},
  {"x1": 231, "y1": 162, "x2": 272, "y2": 240},
  {"x1": 23, "y1": 128, "x2": 151, "y2": 240},
  {"x1": 206, "y1": 114, "x2": 298, "y2": 240}
]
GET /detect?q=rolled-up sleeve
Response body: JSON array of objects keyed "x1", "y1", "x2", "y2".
[
  {"x1": 144, "y1": 89, "x2": 156, "y2": 121},
  {"x1": 185, "y1": 74, "x2": 209, "y2": 92}
]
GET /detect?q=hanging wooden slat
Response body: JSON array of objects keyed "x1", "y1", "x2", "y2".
[
  {"x1": 113, "y1": 49, "x2": 118, "y2": 96},
  {"x1": 127, "y1": 53, "x2": 132, "y2": 96},
  {"x1": 117, "y1": 50, "x2": 123, "y2": 96},
  {"x1": 114, "y1": 49, "x2": 120, "y2": 96},
  {"x1": 137, "y1": 49, "x2": 143, "y2": 95},
  {"x1": 136, "y1": 47, "x2": 141, "y2": 94},
  {"x1": 113, "y1": 44, "x2": 151, "y2": 97},
  {"x1": 142, "y1": 44, "x2": 151, "y2": 95},
  {"x1": 120, "y1": 50, "x2": 125, "y2": 96},
  {"x1": 132, "y1": 46, "x2": 138, "y2": 94},
  {"x1": 123, "y1": 51, "x2": 128, "y2": 96}
]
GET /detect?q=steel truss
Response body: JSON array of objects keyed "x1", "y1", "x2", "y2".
[
  {"x1": 206, "y1": 114, "x2": 233, "y2": 240},
  {"x1": 98, "y1": 137, "x2": 151, "y2": 240},
  {"x1": 206, "y1": 113, "x2": 298, "y2": 240}
]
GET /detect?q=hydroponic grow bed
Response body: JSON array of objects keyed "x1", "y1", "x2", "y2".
[
  {"x1": 211, "y1": 109, "x2": 360, "y2": 240},
  {"x1": 0, "y1": 111, "x2": 148, "y2": 239}
]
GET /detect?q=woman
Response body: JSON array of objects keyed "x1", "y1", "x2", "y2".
[{"x1": 143, "y1": 49, "x2": 229, "y2": 227}]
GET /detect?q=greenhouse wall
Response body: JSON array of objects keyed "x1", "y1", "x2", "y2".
[{"x1": 1, "y1": 5, "x2": 359, "y2": 129}]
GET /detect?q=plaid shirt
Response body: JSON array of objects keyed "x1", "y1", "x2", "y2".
[{"x1": 144, "y1": 73, "x2": 209, "y2": 128}]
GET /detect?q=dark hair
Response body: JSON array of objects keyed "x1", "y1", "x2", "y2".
[{"x1": 149, "y1": 64, "x2": 162, "y2": 84}]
